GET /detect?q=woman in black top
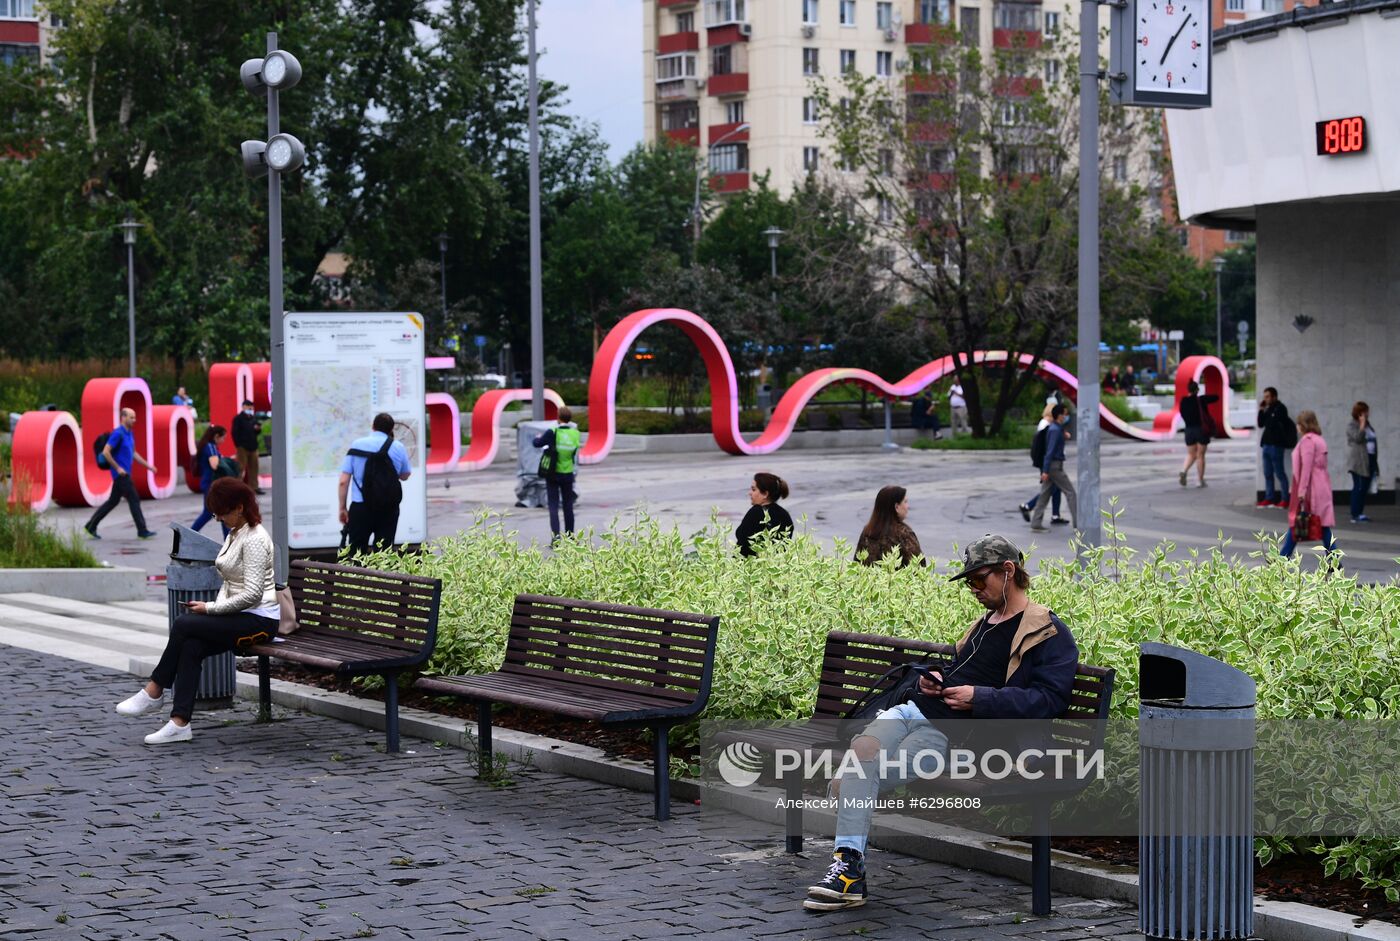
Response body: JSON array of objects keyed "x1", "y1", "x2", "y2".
[
  {"x1": 1178, "y1": 379, "x2": 1220, "y2": 488},
  {"x1": 736, "y1": 472, "x2": 794, "y2": 556}
]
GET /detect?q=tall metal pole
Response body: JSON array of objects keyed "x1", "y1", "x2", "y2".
[
  {"x1": 527, "y1": 0, "x2": 545, "y2": 421},
  {"x1": 126, "y1": 240, "x2": 137, "y2": 378},
  {"x1": 1214, "y1": 264, "x2": 1224, "y2": 359},
  {"x1": 1075, "y1": 1, "x2": 1102, "y2": 549},
  {"x1": 267, "y1": 31, "x2": 289, "y2": 582}
]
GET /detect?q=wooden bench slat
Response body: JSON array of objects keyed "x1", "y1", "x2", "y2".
[
  {"x1": 507, "y1": 615, "x2": 712, "y2": 653},
  {"x1": 293, "y1": 608, "x2": 432, "y2": 642},
  {"x1": 292, "y1": 582, "x2": 437, "y2": 614},
  {"x1": 274, "y1": 631, "x2": 419, "y2": 660},
  {"x1": 515, "y1": 595, "x2": 717, "y2": 628},
  {"x1": 513, "y1": 605, "x2": 716, "y2": 639},
  {"x1": 503, "y1": 635, "x2": 707, "y2": 677},
  {"x1": 417, "y1": 672, "x2": 698, "y2": 719},
  {"x1": 290, "y1": 560, "x2": 440, "y2": 587},
  {"x1": 506, "y1": 623, "x2": 710, "y2": 661},
  {"x1": 498, "y1": 661, "x2": 700, "y2": 700},
  {"x1": 498, "y1": 653, "x2": 704, "y2": 691}
]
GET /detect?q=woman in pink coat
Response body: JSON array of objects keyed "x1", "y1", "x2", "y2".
[{"x1": 1280, "y1": 410, "x2": 1339, "y2": 558}]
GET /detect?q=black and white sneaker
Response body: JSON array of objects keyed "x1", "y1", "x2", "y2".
[
  {"x1": 1018, "y1": 503, "x2": 1031, "y2": 522},
  {"x1": 804, "y1": 848, "x2": 867, "y2": 911}
]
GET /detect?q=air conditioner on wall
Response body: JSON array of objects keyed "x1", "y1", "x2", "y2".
[
  {"x1": 801, "y1": 24, "x2": 816, "y2": 37},
  {"x1": 884, "y1": 27, "x2": 898, "y2": 41},
  {"x1": 696, "y1": 78, "x2": 707, "y2": 88},
  {"x1": 738, "y1": 22, "x2": 752, "y2": 36}
]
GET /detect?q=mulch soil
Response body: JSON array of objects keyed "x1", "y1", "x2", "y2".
[{"x1": 243, "y1": 661, "x2": 1400, "y2": 927}]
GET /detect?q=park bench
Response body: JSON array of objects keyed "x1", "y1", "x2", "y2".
[
  {"x1": 414, "y1": 594, "x2": 720, "y2": 821},
  {"x1": 721, "y1": 629, "x2": 1114, "y2": 916},
  {"x1": 244, "y1": 560, "x2": 442, "y2": 753}
]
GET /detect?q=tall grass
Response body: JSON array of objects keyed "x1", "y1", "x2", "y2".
[
  {"x1": 0, "y1": 464, "x2": 99, "y2": 569},
  {"x1": 0, "y1": 357, "x2": 206, "y2": 417}
]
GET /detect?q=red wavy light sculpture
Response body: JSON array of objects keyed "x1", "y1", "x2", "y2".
[{"x1": 9, "y1": 308, "x2": 1244, "y2": 511}]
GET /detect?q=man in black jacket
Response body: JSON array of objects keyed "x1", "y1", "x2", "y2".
[
  {"x1": 1257, "y1": 386, "x2": 1293, "y2": 508},
  {"x1": 231, "y1": 399, "x2": 263, "y2": 494}
]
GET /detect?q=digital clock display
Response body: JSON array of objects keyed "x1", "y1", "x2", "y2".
[{"x1": 1316, "y1": 116, "x2": 1366, "y2": 156}]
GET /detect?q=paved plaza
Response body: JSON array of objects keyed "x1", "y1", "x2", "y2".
[
  {"x1": 56, "y1": 434, "x2": 1398, "y2": 593},
  {"x1": 0, "y1": 646, "x2": 1148, "y2": 940}
]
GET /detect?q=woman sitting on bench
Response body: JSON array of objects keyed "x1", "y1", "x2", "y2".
[{"x1": 114, "y1": 478, "x2": 278, "y2": 744}]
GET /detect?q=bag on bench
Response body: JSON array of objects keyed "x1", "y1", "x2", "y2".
[{"x1": 840, "y1": 661, "x2": 942, "y2": 740}]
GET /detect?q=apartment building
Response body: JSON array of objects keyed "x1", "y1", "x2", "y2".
[
  {"x1": 643, "y1": 0, "x2": 1095, "y2": 198},
  {"x1": 0, "y1": 0, "x2": 47, "y2": 69}
]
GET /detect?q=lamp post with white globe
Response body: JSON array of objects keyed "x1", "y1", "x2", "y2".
[{"x1": 239, "y1": 33, "x2": 307, "y2": 582}]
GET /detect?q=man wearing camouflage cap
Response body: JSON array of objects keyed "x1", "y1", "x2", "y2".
[{"x1": 804, "y1": 534, "x2": 1079, "y2": 912}]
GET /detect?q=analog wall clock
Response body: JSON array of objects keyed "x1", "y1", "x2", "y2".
[{"x1": 1110, "y1": 0, "x2": 1212, "y2": 108}]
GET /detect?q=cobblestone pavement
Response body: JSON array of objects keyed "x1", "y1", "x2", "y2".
[{"x1": 0, "y1": 646, "x2": 1147, "y2": 941}]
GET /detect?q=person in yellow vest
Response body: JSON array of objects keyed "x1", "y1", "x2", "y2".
[{"x1": 532, "y1": 407, "x2": 581, "y2": 540}]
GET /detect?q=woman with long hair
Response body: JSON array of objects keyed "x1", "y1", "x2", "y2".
[
  {"x1": 191, "y1": 424, "x2": 227, "y2": 534},
  {"x1": 1178, "y1": 379, "x2": 1220, "y2": 487},
  {"x1": 115, "y1": 478, "x2": 278, "y2": 743},
  {"x1": 1280, "y1": 410, "x2": 1339, "y2": 558},
  {"x1": 855, "y1": 485, "x2": 924, "y2": 568},
  {"x1": 736, "y1": 472, "x2": 794, "y2": 556},
  {"x1": 1345, "y1": 401, "x2": 1380, "y2": 524}
]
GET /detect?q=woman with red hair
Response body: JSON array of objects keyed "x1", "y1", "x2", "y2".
[{"x1": 113, "y1": 478, "x2": 278, "y2": 744}]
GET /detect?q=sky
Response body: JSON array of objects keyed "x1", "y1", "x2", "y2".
[{"x1": 536, "y1": 0, "x2": 643, "y2": 162}]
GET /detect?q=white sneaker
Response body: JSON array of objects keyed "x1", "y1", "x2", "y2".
[
  {"x1": 115, "y1": 688, "x2": 165, "y2": 717},
  {"x1": 144, "y1": 720, "x2": 192, "y2": 745}
]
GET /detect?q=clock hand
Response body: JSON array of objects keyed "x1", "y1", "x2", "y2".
[{"x1": 1158, "y1": 14, "x2": 1193, "y2": 66}]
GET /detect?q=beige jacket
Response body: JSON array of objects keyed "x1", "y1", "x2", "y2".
[{"x1": 207, "y1": 523, "x2": 277, "y2": 615}]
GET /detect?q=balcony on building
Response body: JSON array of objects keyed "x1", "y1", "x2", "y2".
[
  {"x1": 707, "y1": 121, "x2": 749, "y2": 145},
  {"x1": 708, "y1": 142, "x2": 749, "y2": 193},
  {"x1": 707, "y1": 40, "x2": 749, "y2": 96},
  {"x1": 704, "y1": 0, "x2": 747, "y2": 28},
  {"x1": 656, "y1": 50, "x2": 700, "y2": 101},
  {"x1": 661, "y1": 101, "x2": 701, "y2": 146},
  {"x1": 993, "y1": 1, "x2": 1042, "y2": 48},
  {"x1": 906, "y1": 0, "x2": 955, "y2": 44},
  {"x1": 991, "y1": 75, "x2": 1042, "y2": 96},
  {"x1": 0, "y1": 0, "x2": 41, "y2": 47},
  {"x1": 659, "y1": 0, "x2": 696, "y2": 7},
  {"x1": 657, "y1": 30, "x2": 700, "y2": 54}
]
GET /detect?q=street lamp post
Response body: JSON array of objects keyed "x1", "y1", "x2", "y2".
[
  {"x1": 763, "y1": 226, "x2": 783, "y2": 302},
  {"x1": 1213, "y1": 256, "x2": 1226, "y2": 360},
  {"x1": 692, "y1": 123, "x2": 750, "y2": 245},
  {"x1": 527, "y1": 0, "x2": 545, "y2": 421},
  {"x1": 239, "y1": 34, "x2": 307, "y2": 583},
  {"x1": 117, "y1": 216, "x2": 143, "y2": 378},
  {"x1": 437, "y1": 232, "x2": 450, "y2": 346}
]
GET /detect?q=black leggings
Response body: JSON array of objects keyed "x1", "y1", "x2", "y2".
[{"x1": 150, "y1": 612, "x2": 276, "y2": 721}]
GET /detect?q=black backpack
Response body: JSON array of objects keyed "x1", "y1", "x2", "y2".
[
  {"x1": 1029, "y1": 426, "x2": 1050, "y2": 467},
  {"x1": 93, "y1": 432, "x2": 111, "y2": 469},
  {"x1": 348, "y1": 436, "x2": 403, "y2": 509},
  {"x1": 840, "y1": 660, "x2": 944, "y2": 741}
]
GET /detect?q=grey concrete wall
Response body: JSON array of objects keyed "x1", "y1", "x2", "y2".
[
  {"x1": 1255, "y1": 201, "x2": 1400, "y2": 497},
  {"x1": 0, "y1": 567, "x2": 146, "y2": 602}
]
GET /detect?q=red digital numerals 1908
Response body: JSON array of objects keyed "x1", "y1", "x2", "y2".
[{"x1": 1319, "y1": 117, "x2": 1365, "y2": 155}]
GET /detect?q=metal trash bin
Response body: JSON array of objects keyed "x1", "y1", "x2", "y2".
[
  {"x1": 1139, "y1": 642, "x2": 1257, "y2": 941},
  {"x1": 165, "y1": 523, "x2": 235, "y2": 707},
  {"x1": 515, "y1": 420, "x2": 552, "y2": 509}
]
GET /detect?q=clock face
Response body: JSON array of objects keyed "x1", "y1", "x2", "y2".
[{"x1": 1134, "y1": 0, "x2": 1209, "y2": 96}]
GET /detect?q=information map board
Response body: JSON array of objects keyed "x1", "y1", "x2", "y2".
[{"x1": 281, "y1": 312, "x2": 427, "y2": 549}]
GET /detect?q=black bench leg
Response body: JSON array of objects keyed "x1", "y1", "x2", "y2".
[
  {"x1": 785, "y1": 774, "x2": 804, "y2": 853},
  {"x1": 383, "y1": 670, "x2": 400, "y2": 754},
  {"x1": 1031, "y1": 799, "x2": 1051, "y2": 916},
  {"x1": 257, "y1": 655, "x2": 271, "y2": 723},
  {"x1": 653, "y1": 723, "x2": 670, "y2": 822},
  {"x1": 475, "y1": 702, "x2": 493, "y2": 776}
]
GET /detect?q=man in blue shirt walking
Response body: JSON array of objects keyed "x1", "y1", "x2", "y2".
[
  {"x1": 337, "y1": 413, "x2": 412, "y2": 553},
  {"x1": 1029, "y1": 404, "x2": 1077, "y2": 533},
  {"x1": 84, "y1": 407, "x2": 159, "y2": 539}
]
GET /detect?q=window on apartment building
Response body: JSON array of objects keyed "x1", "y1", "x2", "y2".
[
  {"x1": 918, "y1": 146, "x2": 953, "y2": 173},
  {"x1": 803, "y1": 0, "x2": 820, "y2": 25},
  {"x1": 994, "y1": 1, "x2": 1040, "y2": 30},
  {"x1": 705, "y1": 0, "x2": 747, "y2": 26},
  {"x1": 710, "y1": 143, "x2": 749, "y2": 173},
  {"x1": 726, "y1": 100, "x2": 745, "y2": 124},
  {"x1": 877, "y1": 1, "x2": 894, "y2": 29},
  {"x1": 656, "y1": 54, "x2": 697, "y2": 81},
  {"x1": 840, "y1": 49, "x2": 856, "y2": 73},
  {"x1": 803, "y1": 47, "x2": 820, "y2": 75},
  {"x1": 876, "y1": 245, "x2": 897, "y2": 268},
  {"x1": 661, "y1": 102, "x2": 700, "y2": 130},
  {"x1": 960, "y1": 7, "x2": 980, "y2": 45},
  {"x1": 877, "y1": 195, "x2": 895, "y2": 224},
  {"x1": 878, "y1": 148, "x2": 895, "y2": 175},
  {"x1": 1225, "y1": 0, "x2": 1244, "y2": 10},
  {"x1": 676, "y1": 11, "x2": 695, "y2": 31},
  {"x1": 1112, "y1": 156, "x2": 1128, "y2": 182},
  {"x1": 1225, "y1": 230, "x2": 1250, "y2": 243},
  {"x1": 876, "y1": 51, "x2": 893, "y2": 77},
  {"x1": 840, "y1": 0, "x2": 856, "y2": 27},
  {"x1": 1045, "y1": 58, "x2": 1061, "y2": 84},
  {"x1": 0, "y1": 0, "x2": 36, "y2": 17},
  {"x1": 921, "y1": 0, "x2": 951, "y2": 23},
  {"x1": 803, "y1": 97, "x2": 821, "y2": 123},
  {"x1": 712, "y1": 44, "x2": 734, "y2": 75},
  {"x1": 1043, "y1": 11, "x2": 1060, "y2": 33},
  {"x1": 803, "y1": 147, "x2": 820, "y2": 172},
  {"x1": 0, "y1": 41, "x2": 37, "y2": 65}
]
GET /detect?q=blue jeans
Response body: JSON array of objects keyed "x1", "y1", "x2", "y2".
[
  {"x1": 1026, "y1": 485, "x2": 1061, "y2": 516},
  {"x1": 1280, "y1": 526, "x2": 1336, "y2": 558},
  {"x1": 1350, "y1": 472, "x2": 1372, "y2": 520},
  {"x1": 191, "y1": 483, "x2": 229, "y2": 537},
  {"x1": 1261, "y1": 445, "x2": 1289, "y2": 503},
  {"x1": 834, "y1": 702, "x2": 950, "y2": 856}
]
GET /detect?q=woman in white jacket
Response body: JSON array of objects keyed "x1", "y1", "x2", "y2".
[{"x1": 114, "y1": 478, "x2": 278, "y2": 744}]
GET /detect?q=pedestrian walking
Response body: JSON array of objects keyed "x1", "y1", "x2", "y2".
[
  {"x1": 114, "y1": 478, "x2": 277, "y2": 744},
  {"x1": 1018, "y1": 400, "x2": 1068, "y2": 526},
  {"x1": 736, "y1": 472, "x2": 794, "y2": 557},
  {"x1": 83, "y1": 407, "x2": 158, "y2": 540},
  {"x1": 1345, "y1": 401, "x2": 1380, "y2": 524},
  {"x1": 1281, "y1": 410, "x2": 1338, "y2": 558},
  {"x1": 338, "y1": 413, "x2": 412, "y2": 554},
  {"x1": 1029, "y1": 404, "x2": 1076, "y2": 532},
  {"x1": 1177, "y1": 380, "x2": 1219, "y2": 488},
  {"x1": 532, "y1": 407, "x2": 583, "y2": 540},
  {"x1": 231, "y1": 399, "x2": 264, "y2": 494},
  {"x1": 854, "y1": 485, "x2": 924, "y2": 568},
  {"x1": 948, "y1": 381, "x2": 969, "y2": 437},
  {"x1": 1256, "y1": 386, "x2": 1294, "y2": 508},
  {"x1": 191, "y1": 424, "x2": 231, "y2": 536}
]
